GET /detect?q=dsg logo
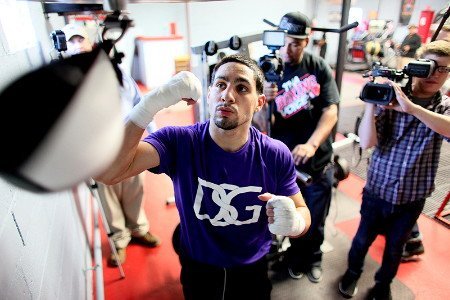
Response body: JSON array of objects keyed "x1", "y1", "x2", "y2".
[{"x1": 194, "y1": 177, "x2": 263, "y2": 226}]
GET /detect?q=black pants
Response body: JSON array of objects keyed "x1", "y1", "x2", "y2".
[
  {"x1": 287, "y1": 166, "x2": 334, "y2": 270},
  {"x1": 180, "y1": 255, "x2": 272, "y2": 300}
]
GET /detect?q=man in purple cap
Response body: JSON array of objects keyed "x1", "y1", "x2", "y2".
[{"x1": 262, "y1": 11, "x2": 340, "y2": 283}]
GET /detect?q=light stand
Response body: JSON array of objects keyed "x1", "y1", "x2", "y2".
[{"x1": 86, "y1": 178, "x2": 126, "y2": 279}]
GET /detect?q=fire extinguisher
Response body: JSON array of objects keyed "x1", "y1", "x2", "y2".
[{"x1": 418, "y1": 7, "x2": 435, "y2": 43}]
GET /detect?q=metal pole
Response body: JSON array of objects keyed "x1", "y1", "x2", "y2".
[
  {"x1": 87, "y1": 179, "x2": 126, "y2": 279},
  {"x1": 431, "y1": 5, "x2": 450, "y2": 42},
  {"x1": 200, "y1": 51, "x2": 209, "y2": 122},
  {"x1": 92, "y1": 197, "x2": 105, "y2": 300},
  {"x1": 335, "y1": 0, "x2": 351, "y2": 93}
]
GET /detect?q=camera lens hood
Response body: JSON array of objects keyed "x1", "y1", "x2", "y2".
[{"x1": 360, "y1": 82, "x2": 394, "y2": 105}]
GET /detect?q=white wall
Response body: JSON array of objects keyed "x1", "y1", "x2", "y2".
[
  {"x1": 117, "y1": 2, "x2": 188, "y2": 74},
  {"x1": 11, "y1": 0, "x2": 445, "y2": 83},
  {"x1": 0, "y1": 4, "x2": 47, "y2": 90},
  {"x1": 188, "y1": 0, "x2": 312, "y2": 47},
  {"x1": 121, "y1": 0, "x2": 448, "y2": 72},
  {"x1": 0, "y1": 178, "x2": 93, "y2": 299},
  {"x1": 117, "y1": 0, "x2": 312, "y2": 79}
]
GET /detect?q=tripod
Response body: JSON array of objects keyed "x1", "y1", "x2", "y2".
[{"x1": 86, "y1": 178, "x2": 126, "y2": 279}]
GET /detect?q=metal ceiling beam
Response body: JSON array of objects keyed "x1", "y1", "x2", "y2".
[
  {"x1": 43, "y1": 3, "x2": 104, "y2": 14},
  {"x1": 34, "y1": 0, "x2": 227, "y2": 3}
]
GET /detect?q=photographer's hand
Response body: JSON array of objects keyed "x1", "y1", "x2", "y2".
[
  {"x1": 263, "y1": 81, "x2": 278, "y2": 102},
  {"x1": 292, "y1": 143, "x2": 317, "y2": 165},
  {"x1": 382, "y1": 80, "x2": 416, "y2": 114},
  {"x1": 385, "y1": 80, "x2": 450, "y2": 138},
  {"x1": 290, "y1": 104, "x2": 337, "y2": 165}
]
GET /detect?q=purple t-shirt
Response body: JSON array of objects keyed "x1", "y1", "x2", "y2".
[{"x1": 144, "y1": 121, "x2": 299, "y2": 267}]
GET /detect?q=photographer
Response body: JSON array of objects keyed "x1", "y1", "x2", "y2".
[
  {"x1": 401, "y1": 24, "x2": 450, "y2": 263},
  {"x1": 339, "y1": 40, "x2": 450, "y2": 299},
  {"x1": 262, "y1": 12, "x2": 339, "y2": 283},
  {"x1": 61, "y1": 23, "x2": 161, "y2": 267}
]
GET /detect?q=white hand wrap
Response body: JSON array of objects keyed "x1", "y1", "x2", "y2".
[
  {"x1": 267, "y1": 196, "x2": 306, "y2": 237},
  {"x1": 129, "y1": 71, "x2": 202, "y2": 129}
]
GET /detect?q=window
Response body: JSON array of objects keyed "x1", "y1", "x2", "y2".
[{"x1": 0, "y1": 0, "x2": 37, "y2": 53}]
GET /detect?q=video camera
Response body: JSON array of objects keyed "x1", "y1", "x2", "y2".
[
  {"x1": 50, "y1": 30, "x2": 67, "y2": 53},
  {"x1": 258, "y1": 30, "x2": 286, "y2": 82},
  {"x1": 360, "y1": 59, "x2": 436, "y2": 105}
]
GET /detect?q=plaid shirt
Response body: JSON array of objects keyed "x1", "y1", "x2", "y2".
[{"x1": 366, "y1": 93, "x2": 450, "y2": 204}]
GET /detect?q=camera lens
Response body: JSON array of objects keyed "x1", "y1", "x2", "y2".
[
  {"x1": 260, "y1": 60, "x2": 274, "y2": 73},
  {"x1": 361, "y1": 82, "x2": 393, "y2": 105}
]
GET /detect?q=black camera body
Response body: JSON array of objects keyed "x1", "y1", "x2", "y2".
[
  {"x1": 50, "y1": 30, "x2": 67, "y2": 52},
  {"x1": 360, "y1": 59, "x2": 436, "y2": 105},
  {"x1": 259, "y1": 54, "x2": 283, "y2": 82},
  {"x1": 259, "y1": 30, "x2": 286, "y2": 82}
]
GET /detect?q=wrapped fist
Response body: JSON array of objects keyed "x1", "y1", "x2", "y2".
[
  {"x1": 129, "y1": 71, "x2": 202, "y2": 129},
  {"x1": 259, "y1": 193, "x2": 306, "y2": 237}
]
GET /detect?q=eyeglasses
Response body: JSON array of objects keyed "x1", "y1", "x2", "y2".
[{"x1": 435, "y1": 65, "x2": 450, "y2": 74}]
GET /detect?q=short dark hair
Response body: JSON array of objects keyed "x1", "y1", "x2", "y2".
[{"x1": 211, "y1": 54, "x2": 265, "y2": 94}]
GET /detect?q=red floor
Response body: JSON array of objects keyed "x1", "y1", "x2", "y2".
[
  {"x1": 101, "y1": 103, "x2": 194, "y2": 300},
  {"x1": 102, "y1": 172, "x2": 183, "y2": 299},
  {"x1": 337, "y1": 176, "x2": 450, "y2": 300}
]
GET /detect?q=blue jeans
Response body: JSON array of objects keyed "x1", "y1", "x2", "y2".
[
  {"x1": 347, "y1": 190, "x2": 425, "y2": 284},
  {"x1": 287, "y1": 166, "x2": 334, "y2": 270}
]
